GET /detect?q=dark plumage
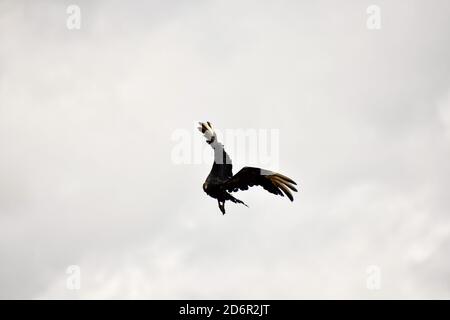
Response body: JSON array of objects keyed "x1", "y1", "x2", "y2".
[{"x1": 198, "y1": 121, "x2": 298, "y2": 214}]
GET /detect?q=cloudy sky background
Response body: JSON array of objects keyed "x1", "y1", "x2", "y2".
[{"x1": 1, "y1": 0, "x2": 450, "y2": 299}]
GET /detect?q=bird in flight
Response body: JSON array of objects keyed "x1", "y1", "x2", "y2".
[{"x1": 198, "y1": 121, "x2": 298, "y2": 214}]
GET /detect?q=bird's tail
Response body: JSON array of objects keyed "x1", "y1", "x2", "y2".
[{"x1": 197, "y1": 121, "x2": 216, "y2": 144}]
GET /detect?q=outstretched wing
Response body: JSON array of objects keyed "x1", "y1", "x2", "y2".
[
  {"x1": 224, "y1": 167, "x2": 298, "y2": 201},
  {"x1": 198, "y1": 121, "x2": 233, "y2": 180}
]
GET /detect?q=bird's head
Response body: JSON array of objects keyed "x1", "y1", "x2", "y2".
[{"x1": 198, "y1": 122, "x2": 216, "y2": 144}]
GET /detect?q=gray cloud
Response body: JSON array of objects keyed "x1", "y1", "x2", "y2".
[{"x1": 0, "y1": 0, "x2": 449, "y2": 299}]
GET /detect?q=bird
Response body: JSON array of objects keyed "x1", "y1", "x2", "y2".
[{"x1": 198, "y1": 121, "x2": 298, "y2": 214}]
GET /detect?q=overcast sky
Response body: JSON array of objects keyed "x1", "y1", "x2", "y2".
[{"x1": 1, "y1": 0, "x2": 450, "y2": 299}]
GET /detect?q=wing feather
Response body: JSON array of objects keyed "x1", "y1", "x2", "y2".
[{"x1": 225, "y1": 167, "x2": 298, "y2": 201}]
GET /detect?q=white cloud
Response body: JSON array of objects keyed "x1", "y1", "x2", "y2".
[
  {"x1": 1, "y1": 0, "x2": 450, "y2": 299},
  {"x1": 438, "y1": 90, "x2": 450, "y2": 140}
]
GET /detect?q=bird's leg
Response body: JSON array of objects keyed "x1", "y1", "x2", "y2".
[
  {"x1": 218, "y1": 200, "x2": 226, "y2": 215},
  {"x1": 227, "y1": 193, "x2": 249, "y2": 208}
]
